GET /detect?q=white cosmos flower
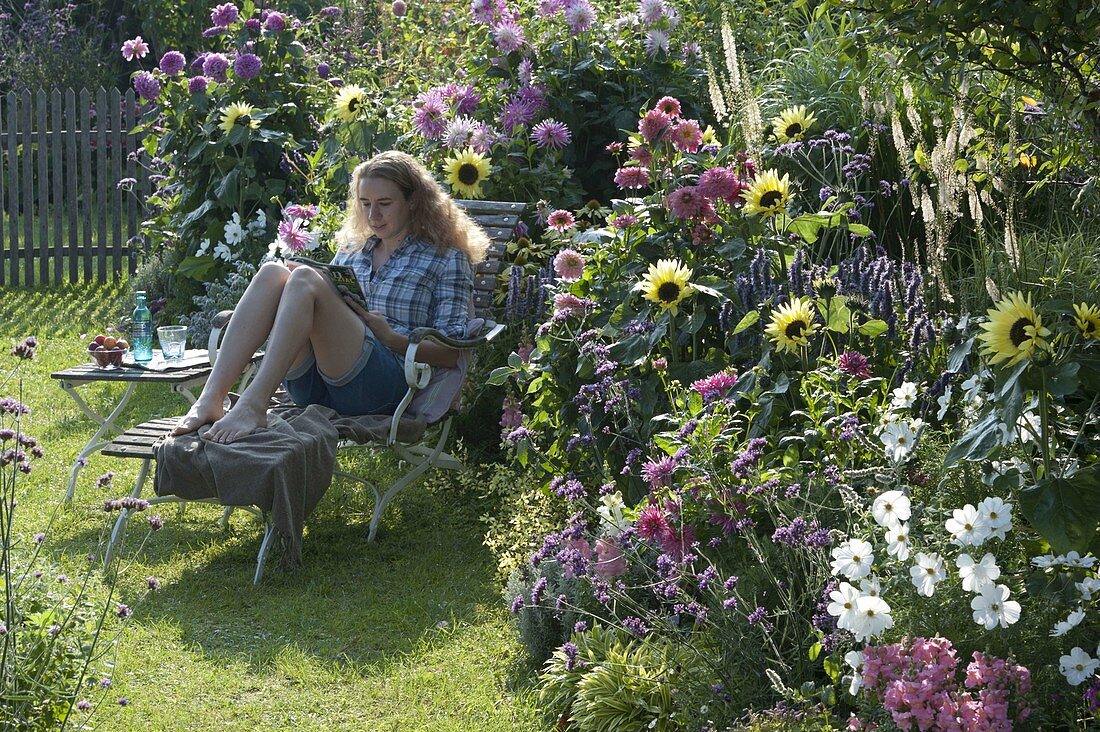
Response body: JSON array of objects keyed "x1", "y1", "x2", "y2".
[
  {"x1": 946, "y1": 504, "x2": 991, "y2": 547},
  {"x1": 961, "y1": 373, "x2": 985, "y2": 403},
  {"x1": 1052, "y1": 608, "x2": 1086, "y2": 637},
  {"x1": 213, "y1": 241, "x2": 236, "y2": 261},
  {"x1": 1016, "y1": 411, "x2": 1042, "y2": 443},
  {"x1": 936, "y1": 385, "x2": 952, "y2": 420},
  {"x1": 844, "y1": 650, "x2": 865, "y2": 696},
  {"x1": 248, "y1": 208, "x2": 267, "y2": 234},
  {"x1": 978, "y1": 496, "x2": 1013, "y2": 540},
  {"x1": 1060, "y1": 647, "x2": 1099, "y2": 686},
  {"x1": 831, "y1": 538, "x2": 875, "y2": 580},
  {"x1": 971, "y1": 583, "x2": 1021, "y2": 630},
  {"x1": 827, "y1": 582, "x2": 862, "y2": 631},
  {"x1": 910, "y1": 552, "x2": 946, "y2": 597},
  {"x1": 1032, "y1": 554, "x2": 1058, "y2": 569},
  {"x1": 956, "y1": 553, "x2": 1000, "y2": 593},
  {"x1": 196, "y1": 238, "x2": 211, "y2": 256},
  {"x1": 880, "y1": 420, "x2": 922, "y2": 464},
  {"x1": 859, "y1": 576, "x2": 882, "y2": 598},
  {"x1": 223, "y1": 212, "x2": 244, "y2": 245},
  {"x1": 1062, "y1": 551, "x2": 1098, "y2": 569},
  {"x1": 850, "y1": 595, "x2": 894, "y2": 642},
  {"x1": 872, "y1": 490, "x2": 911, "y2": 528},
  {"x1": 884, "y1": 522, "x2": 911, "y2": 562},
  {"x1": 890, "y1": 381, "x2": 918, "y2": 410},
  {"x1": 1077, "y1": 577, "x2": 1100, "y2": 601}
]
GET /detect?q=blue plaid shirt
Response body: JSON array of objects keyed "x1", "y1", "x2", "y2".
[{"x1": 332, "y1": 236, "x2": 473, "y2": 342}]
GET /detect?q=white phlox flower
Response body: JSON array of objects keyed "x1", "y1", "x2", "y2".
[
  {"x1": 827, "y1": 581, "x2": 862, "y2": 631},
  {"x1": 978, "y1": 496, "x2": 1013, "y2": 540},
  {"x1": 890, "y1": 381, "x2": 918, "y2": 411},
  {"x1": 956, "y1": 553, "x2": 1000, "y2": 593},
  {"x1": 844, "y1": 650, "x2": 865, "y2": 697},
  {"x1": 597, "y1": 491, "x2": 629, "y2": 535},
  {"x1": 971, "y1": 583, "x2": 1021, "y2": 630},
  {"x1": 872, "y1": 490, "x2": 911, "y2": 528},
  {"x1": 850, "y1": 595, "x2": 894, "y2": 642},
  {"x1": 1077, "y1": 577, "x2": 1100, "y2": 601},
  {"x1": 910, "y1": 552, "x2": 946, "y2": 597},
  {"x1": 831, "y1": 538, "x2": 875, "y2": 580},
  {"x1": 1052, "y1": 608, "x2": 1086, "y2": 637},
  {"x1": 884, "y1": 522, "x2": 911, "y2": 562},
  {"x1": 946, "y1": 504, "x2": 992, "y2": 547},
  {"x1": 1060, "y1": 647, "x2": 1099, "y2": 686}
]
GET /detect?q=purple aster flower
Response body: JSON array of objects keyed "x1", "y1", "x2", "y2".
[
  {"x1": 75, "y1": 700, "x2": 92, "y2": 711},
  {"x1": 264, "y1": 11, "x2": 286, "y2": 30},
  {"x1": 210, "y1": 2, "x2": 239, "y2": 27},
  {"x1": 531, "y1": 118, "x2": 571, "y2": 149},
  {"x1": 159, "y1": 51, "x2": 186, "y2": 76},
  {"x1": 202, "y1": 53, "x2": 230, "y2": 82},
  {"x1": 234, "y1": 53, "x2": 262, "y2": 80},
  {"x1": 188, "y1": 76, "x2": 209, "y2": 94},
  {"x1": 133, "y1": 72, "x2": 160, "y2": 102}
]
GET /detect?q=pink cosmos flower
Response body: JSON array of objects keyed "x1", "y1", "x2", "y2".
[
  {"x1": 638, "y1": 109, "x2": 671, "y2": 144},
  {"x1": 277, "y1": 218, "x2": 313, "y2": 252},
  {"x1": 690, "y1": 369, "x2": 738, "y2": 402},
  {"x1": 547, "y1": 209, "x2": 575, "y2": 231},
  {"x1": 654, "y1": 96, "x2": 681, "y2": 118},
  {"x1": 613, "y1": 166, "x2": 650, "y2": 189},
  {"x1": 670, "y1": 119, "x2": 703, "y2": 153},
  {"x1": 121, "y1": 37, "x2": 149, "y2": 62},
  {"x1": 666, "y1": 185, "x2": 707, "y2": 219},
  {"x1": 554, "y1": 249, "x2": 585, "y2": 281},
  {"x1": 593, "y1": 537, "x2": 627, "y2": 577}
]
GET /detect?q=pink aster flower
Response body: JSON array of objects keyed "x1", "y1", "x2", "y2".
[
  {"x1": 121, "y1": 36, "x2": 149, "y2": 62},
  {"x1": 531, "y1": 118, "x2": 572, "y2": 149},
  {"x1": 691, "y1": 369, "x2": 738, "y2": 402},
  {"x1": 613, "y1": 166, "x2": 650, "y2": 189},
  {"x1": 666, "y1": 185, "x2": 707, "y2": 219},
  {"x1": 669, "y1": 119, "x2": 703, "y2": 153},
  {"x1": 638, "y1": 108, "x2": 671, "y2": 144},
  {"x1": 158, "y1": 51, "x2": 186, "y2": 76},
  {"x1": 654, "y1": 96, "x2": 681, "y2": 118},
  {"x1": 838, "y1": 351, "x2": 872, "y2": 379},
  {"x1": 547, "y1": 209, "x2": 575, "y2": 231},
  {"x1": 636, "y1": 503, "x2": 670, "y2": 542},
  {"x1": 210, "y1": 2, "x2": 239, "y2": 27},
  {"x1": 277, "y1": 218, "x2": 313, "y2": 252},
  {"x1": 554, "y1": 249, "x2": 585, "y2": 281}
]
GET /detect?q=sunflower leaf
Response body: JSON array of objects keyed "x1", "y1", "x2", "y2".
[
  {"x1": 731, "y1": 311, "x2": 760, "y2": 335},
  {"x1": 1019, "y1": 466, "x2": 1100, "y2": 554},
  {"x1": 943, "y1": 410, "x2": 1003, "y2": 467},
  {"x1": 858, "y1": 319, "x2": 889, "y2": 338}
]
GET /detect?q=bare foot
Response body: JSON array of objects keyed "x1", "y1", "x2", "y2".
[
  {"x1": 201, "y1": 401, "x2": 268, "y2": 444},
  {"x1": 171, "y1": 398, "x2": 226, "y2": 436}
]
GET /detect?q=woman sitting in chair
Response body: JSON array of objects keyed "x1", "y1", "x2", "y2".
[{"x1": 173, "y1": 150, "x2": 489, "y2": 444}]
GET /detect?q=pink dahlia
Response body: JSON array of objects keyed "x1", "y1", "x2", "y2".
[
  {"x1": 188, "y1": 76, "x2": 209, "y2": 94},
  {"x1": 277, "y1": 218, "x2": 313, "y2": 252},
  {"x1": 613, "y1": 166, "x2": 650, "y2": 189},
  {"x1": 264, "y1": 11, "x2": 286, "y2": 30},
  {"x1": 233, "y1": 53, "x2": 262, "y2": 80},
  {"x1": 641, "y1": 455, "x2": 677, "y2": 488},
  {"x1": 654, "y1": 95, "x2": 681, "y2": 118},
  {"x1": 639, "y1": 108, "x2": 671, "y2": 144},
  {"x1": 547, "y1": 209, "x2": 575, "y2": 231},
  {"x1": 391, "y1": 1, "x2": 407, "y2": 17},
  {"x1": 554, "y1": 249, "x2": 585, "y2": 281},
  {"x1": 531, "y1": 118, "x2": 572, "y2": 149},
  {"x1": 158, "y1": 51, "x2": 186, "y2": 76},
  {"x1": 611, "y1": 214, "x2": 639, "y2": 229},
  {"x1": 666, "y1": 185, "x2": 707, "y2": 219},
  {"x1": 553, "y1": 292, "x2": 589, "y2": 319},
  {"x1": 838, "y1": 351, "x2": 872, "y2": 379},
  {"x1": 202, "y1": 53, "x2": 230, "y2": 82},
  {"x1": 284, "y1": 203, "x2": 319, "y2": 220},
  {"x1": 564, "y1": 0, "x2": 596, "y2": 33},
  {"x1": 669, "y1": 119, "x2": 702, "y2": 153},
  {"x1": 690, "y1": 369, "x2": 738, "y2": 402},
  {"x1": 629, "y1": 146, "x2": 654, "y2": 166},
  {"x1": 412, "y1": 91, "x2": 447, "y2": 139},
  {"x1": 133, "y1": 72, "x2": 160, "y2": 102},
  {"x1": 210, "y1": 2, "x2": 239, "y2": 27},
  {"x1": 493, "y1": 21, "x2": 525, "y2": 53},
  {"x1": 697, "y1": 166, "x2": 743, "y2": 202},
  {"x1": 636, "y1": 504, "x2": 671, "y2": 542},
  {"x1": 120, "y1": 36, "x2": 149, "y2": 62}
]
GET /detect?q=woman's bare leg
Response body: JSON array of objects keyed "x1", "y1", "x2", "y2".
[
  {"x1": 173, "y1": 262, "x2": 296, "y2": 435},
  {"x1": 202, "y1": 265, "x2": 367, "y2": 444}
]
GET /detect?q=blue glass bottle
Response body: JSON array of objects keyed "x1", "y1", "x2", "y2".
[{"x1": 132, "y1": 291, "x2": 153, "y2": 363}]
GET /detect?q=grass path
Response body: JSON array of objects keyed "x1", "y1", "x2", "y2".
[{"x1": 2, "y1": 283, "x2": 544, "y2": 731}]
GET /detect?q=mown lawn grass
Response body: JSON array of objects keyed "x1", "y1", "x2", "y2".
[{"x1": 1, "y1": 282, "x2": 545, "y2": 731}]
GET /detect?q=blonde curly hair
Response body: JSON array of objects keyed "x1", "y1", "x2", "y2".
[{"x1": 335, "y1": 150, "x2": 489, "y2": 265}]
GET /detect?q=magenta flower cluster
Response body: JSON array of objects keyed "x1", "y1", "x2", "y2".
[{"x1": 858, "y1": 637, "x2": 1033, "y2": 731}]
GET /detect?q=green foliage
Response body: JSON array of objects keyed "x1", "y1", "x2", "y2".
[
  {"x1": 478, "y1": 463, "x2": 568, "y2": 585},
  {"x1": 0, "y1": 0, "x2": 117, "y2": 92}
]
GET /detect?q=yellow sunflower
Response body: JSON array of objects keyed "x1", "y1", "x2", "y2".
[
  {"x1": 770, "y1": 105, "x2": 817, "y2": 143},
  {"x1": 741, "y1": 169, "x2": 792, "y2": 218},
  {"x1": 1074, "y1": 303, "x2": 1100, "y2": 341},
  {"x1": 334, "y1": 84, "x2": 366, "y2": 122},
  {"x1": 635, "y1": 259, "x2": 694, "y2": 315},
  {"x1": 443, "y1": 148, "x2": 490, "y2": 199},
  {"x1": 218, "y1": 102, "x2": 259, "y2": 134},
  {"x1": 977, "y1": 292, "x2": 1051, "y2": 366},
  {"x1": 764, "y1": 297, "x2": 819, "y2": 354}
]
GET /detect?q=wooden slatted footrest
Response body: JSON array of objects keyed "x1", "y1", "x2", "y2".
[{"x1": 101, "y1": 417, "x2": 179, "y2": 459}]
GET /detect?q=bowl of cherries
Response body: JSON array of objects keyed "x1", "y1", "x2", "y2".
[{"x1": 87, "y1": 333, "x2": 129, "y2": 369}]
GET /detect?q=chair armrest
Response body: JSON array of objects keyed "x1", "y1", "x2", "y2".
[
  {"x1": 207, "y1": 310, "x2": 236, "y2": 366},
  {"x1": 407, "y1": 321, "x2": 506, "y2": 349}
]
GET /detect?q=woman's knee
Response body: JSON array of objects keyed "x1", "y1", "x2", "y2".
[
  {"x1": 255, "y1": 260, "x2": 292, "y2": 286},
  {"x1": 283, "y1": 265, "x2": 328, "y2": 297}
]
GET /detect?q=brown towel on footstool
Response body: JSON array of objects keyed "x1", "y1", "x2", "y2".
[{"x1": 153, "y1": 403, "x2": 430, "y2": 570}]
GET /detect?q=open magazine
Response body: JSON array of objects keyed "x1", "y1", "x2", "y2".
[{"x1": 286, "y1": 257, "x2": 368, "y2": 310}]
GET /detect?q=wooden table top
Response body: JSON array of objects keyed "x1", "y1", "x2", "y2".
[{"x1": 51, "y1": 349, "x2": 259, "y2": 383}]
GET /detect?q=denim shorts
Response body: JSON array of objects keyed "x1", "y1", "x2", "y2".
[{"x1": 283, "y1": 331, "x2": 407, "y2": 416}]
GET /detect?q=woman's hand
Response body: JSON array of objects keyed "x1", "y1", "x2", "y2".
[{"x1": 344, "y1": 295, "x2": 399, "y2": 347}]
